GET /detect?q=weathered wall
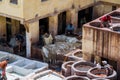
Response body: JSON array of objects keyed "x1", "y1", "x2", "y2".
[
  {"x1": 23, "y1": 0, "x2": 73, "y2": 20},
  {"x1": 93, "y1": 4, "x2": 112, "y2": 18},
  {"x1": 29, "y1": 21, "x2": 39, "y2": 43},
  {"x1": 12, "y1": 19, "x2": 20, "y2": 35},
  {"x1": 93, "y1": 1, "x2": 120, "y2": 19},
  {"x1": 0, "y1": 16, "x2": 6, "y2": 36},
  {"x1": 49, "y1": 15, "x2": 58, "y2": 36},
  {"x1": 82, "y1": 26, "x2": 120, "y2": 61},
  {"x1": 101, "y1": 0, "x2": 120, "y2": 4},
  {"x1": 0, "y1": 0, "x2": 23, "y2": 19},
  {"x1": 82, "y1": 25, "x2": 120, "y2": 79},
  {"x1": 23, "y1": 0, "x2": 95, "y2": 21},
  {"x1": 0, "y1": 0, "x2": 120, "y2": 21},
  {"x1": 0, "y1": 16, "x2": 20, "y2": 37},
  {"x1": 74, "y1": 0, "x2": 94, "y2": 9}
]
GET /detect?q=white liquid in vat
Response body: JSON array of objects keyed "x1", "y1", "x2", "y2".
[{"x1": 37, "y1": 74, "x2": 62, "y2": 80}]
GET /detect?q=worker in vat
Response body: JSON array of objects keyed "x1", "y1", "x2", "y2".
[
  {"x1": 102, "y1": 60, "x2": 113, "y2": 76},
  {"x1": 0, "y1": 58, "x2": 9, "y2": 80},
  {"x1": 100, "y1": 15, "x2": 112, "y2": 28}
]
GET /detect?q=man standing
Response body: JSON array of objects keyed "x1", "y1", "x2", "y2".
[
  {"x1": 0, "y1": 58, "x2": 9, "y2": 80},
  {"x1": 100, "y1": 15, "x2": 112, "y2": 28}
]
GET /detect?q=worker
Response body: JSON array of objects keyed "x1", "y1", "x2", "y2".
[
  {"x1": 102, "y1": 60, "x2": 113, "y2": 76},
  {"x1": 100, "y1": 15, "x2": 112, "y2": 28},
  {"x1": 43, "y1": 33, "x2": 53, "y2": 45},
  {"x1": 0, "y1": 58, "x2": 9, "y2": 79},
  {"x1": 65, "y1": 23, "x2": 74, "y2": 35},
  {"x1": 96, "y1": 63, "x2": 102, "y2": 69}
]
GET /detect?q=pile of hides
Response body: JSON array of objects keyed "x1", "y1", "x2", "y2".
[
  {"x1": 55, "y1": 35, "x2": 79, "y2": 43},
  {"x1": 42, "y1": 35, "x2": 82, "y2": 64}
]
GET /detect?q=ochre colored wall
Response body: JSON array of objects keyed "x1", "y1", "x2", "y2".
[
  {"x1": 101, "y1": 0, "x2": 120, "y2": 4},
  {"x1": 29, "y1": 21, "x2": 39, "y2": 43},
  {"x1": 11, "y1": 19, "x2": 20, "y2": 35},
  {"x1": 23, "y1": 0, "x2": 95, "y2": 20},
  {"x1": 82, "y1": 25, "x2": 120, "y2": 61},
  {"x1": 93, "y1": 4, "x2": 112, "y2": 18},
  {"x1": 23, "y1": 0, "x2": 73, "y2": 20},
  {"x1": 0, "y1": 16, "x2": 20, "y2": 37},
  {"x1": 0, "y1": 0, "x2": 23, "y2": 19},
  {"x1": 0, "y1": 16, "x2": 6, "y2": 36},
  {"x1": 0, "y1": 0, "x2": 120, "y2": 21},
  {"x1": 74, "y1": 0, "x2": 94, "y2": 9}
]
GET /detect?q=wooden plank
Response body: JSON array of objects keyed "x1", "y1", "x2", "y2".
[
  {"x1": 110, "y1": 33, "x2": 117, "y2": 60},
  {"x1": 117, "y1": 34, "x2": 120, "y2": 60},
  {"x1": 103, "y1": 31, "x2": 109, "y2": 58},
  {"x1": 83, "y1": 25, "x2": 120, "y2": 61},
  {"x1": 93, "y1": 28, "x2": 97, "y2": 55}
]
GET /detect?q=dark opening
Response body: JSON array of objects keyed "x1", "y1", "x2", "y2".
[
  {"x1": 113, "y1": 26, "x2": 120, "y2": 32},
  {"x1": 39, "y1": 18, "x2": 49, "y2": 35},
  {"x1": 20, "y1": 24, "x2": 25, "y2": 33},
  {"x1": 101, "y1": 57, "x2": 117, "y2": 71},
  {"x1": 6, "y1": 17, "x2": 11, "y2": 22},
  {"x1": 112, "y1": 6, "x2": 117, "y2": 11},
  {"x1": 89, "y1": 22, "x2": 101, "y2": 27},
  {"x1": 58, "y1": 11, "x2": 66, "y2": 35},
  {"x1": 110, "y1": 12, "x2": 120, "y2": 18},
  {"x1": 19, "y1": 24, "x2": 26, "y2": 57},
  {"x1": 6, "y1": 18, "x2": 12, "y2": 42},
  {"x1": 10, "y1": 0, "x2": 18, "y2": 4},
  {"x1": 78, "y1": 6, "x2": 93, "y2": 28},
  {"x1": 101, "y1": 57, "x2": 118, "y2": 79}
]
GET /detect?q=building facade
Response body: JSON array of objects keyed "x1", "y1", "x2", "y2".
[
  {"x1": 83, "y1": 8, "x2": 120, "y2": 79},
  {"x1": 0, "y1": 0, "x2": 120, "y2": 58}
]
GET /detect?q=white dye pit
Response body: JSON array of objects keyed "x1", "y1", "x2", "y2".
[{"x1": 37, "y1": 74, "x2": 62, "y2": 80}]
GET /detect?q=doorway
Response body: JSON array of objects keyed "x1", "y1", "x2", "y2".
[
  {"x1": 20, "y1": 24, "x2": 25, "y2": 33},
  {"x1": 78, "y1": 7, "x2": 93, "y2": 29},
  {"x1": 39, "y1": 18, "x2": 49, "y2": 35},
  {"x1": 58, "y1": 11, "x2": 66, "y2": 35},
  {"x1": 6, "y1": 18, "x2": 12, "y2": 42}
]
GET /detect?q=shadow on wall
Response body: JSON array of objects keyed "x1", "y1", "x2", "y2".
[{"x1": 89, "y1": 22, "x2": 101, "y2": 28}]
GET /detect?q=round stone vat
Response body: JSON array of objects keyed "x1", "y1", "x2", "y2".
[
  {"x1": 62, "y1": 61, "x2": 75, "y2": 77},
  {"x1": 110, "y1": 12, "x2": 120, "y2": 18},
  {"x1": 87, "y1": 67, "x2": 117, "y2": 80},
  {"x1": 89, "y1": 22, "x2": 101, "y2": 28},
  {"x1": 72, "y1": 61, "x2": 96, "y2": 76},
  {"x1": 65, "y1": 75, "x2": 90, "y2": 80},
  {"x1": 92, "y1": 78, "x2": 110, "y2": 80},
  {"x1": 29, "y1": 70, "x2": 65, "y2": 80},
  {"x1": 112, "y1": 26, "x2": 120, "y2": 32},
  {"x1": 71, "y1": 50, "x2": 83, "y2": 60}
]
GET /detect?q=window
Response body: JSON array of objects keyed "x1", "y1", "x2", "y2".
[
  {"x1": 6, "y1": 18, "x2": 11, "y2": 22},
  {"x1": 112, "y1": 6, "x2": 117, "y2": 11},
  {"x1": 41, "y1": 0, "x2": 48, "y2": 2},
  {"x1": 10, "y1": 0, "x2": 18, "y2": 4}
]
